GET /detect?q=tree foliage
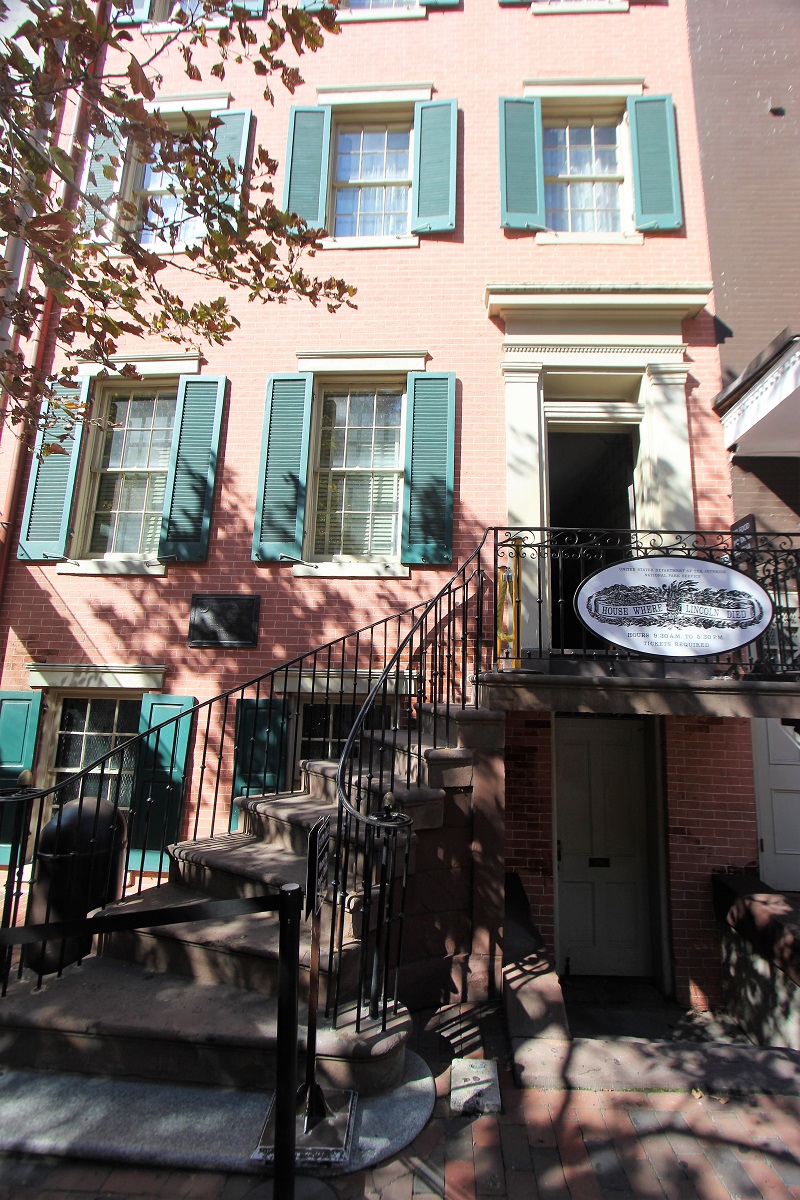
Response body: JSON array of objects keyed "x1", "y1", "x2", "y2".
[{"x1": 0, "y1": 0, "x2": 351, "y2": 448}]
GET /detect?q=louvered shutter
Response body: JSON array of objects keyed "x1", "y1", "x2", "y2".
[
  {"x1": 130, "y1": 695, "x2": 194, "y2": 855},
  {"x1": 422, "y1": 0, "x2": 459, "y2": 9},
  {"x1": 500, "y1": 97, "x2": 547, "y2": 230},
  {"x1": 283, "y1": 107, "x2": 331, "y2": 227},
  {"x1": 628, "y1": 95, "x2": 683, "y2": 231},
  {"x1": 401, "y1": 373, "x2": 455, "y2": 565},
  {"x1": 252, "y1": 374, "x2": 313, "y2": 562},
  {"x1": 210, "y1": 108, "x2": 252, "y2": 221},
  {"x1": 81, "y1": 130, "x2": 126, "y2": 234},
  {"x1": 17, "y1": 380, "x2": 90, "y2": 562},
  {"x1": 158, "y1": 376, "x2": 226, "y2": 563},
  {"x1": 411, "y1": 100, "x2": 457, "y2": 234},
  {"x1": 0, "y1": 691, "x2": 43, "y2": 845}
]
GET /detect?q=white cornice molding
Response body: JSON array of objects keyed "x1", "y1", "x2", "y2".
[
  {"x1": 76, "y1": 351, "x2": 201, "y2": 378},
  {"x1": 26, "y1": 663, "x2": 166, "y2": 690},
  {"x1": 485, "y1": 284, "x2": 711, "y2": 320},
  {"x1": 296, "y1": 350, "x2": 428, "y2": 374},
  {"x1": 317, "y1": 84, "x2": 433, "y2": 106}
]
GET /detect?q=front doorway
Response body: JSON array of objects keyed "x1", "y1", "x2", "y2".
[
  {"x1": 555, "y1": 715, "x2": 661, "y2": 977},
  {"x1": 547, "y1": 430, "x2": 636, "y2": 649}
]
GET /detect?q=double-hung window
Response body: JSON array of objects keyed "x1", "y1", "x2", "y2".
[
  {"x1": 500, "y1": 90, "x2": 682, "y2": 235},
  {"x1": 81, "y1": 104, "x2": 251, "y2": 249},
  {"x1": 252, "y1": 369, "x2": 455, "y2": 573},
  {"x1": 314, "y1": 385, "x2": 405, "y2": 558},
  {"x1": 283, "y1": 90, "x2": 457, "y2": 244},
  {"x1": 18, "y1": 375, "x2": 226, "y2": 568}
]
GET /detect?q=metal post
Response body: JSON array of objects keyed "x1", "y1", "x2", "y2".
[{"x1": 274, "y1": 882, "x2": 301, "y2": 1200}]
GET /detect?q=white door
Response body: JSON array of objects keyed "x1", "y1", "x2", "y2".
[
  {"x1": 556, "y1": 717, "x2": 651, "y2": 975},
  {"x1": 753, "y1": 718, "x2": 800, "y2": 891}
]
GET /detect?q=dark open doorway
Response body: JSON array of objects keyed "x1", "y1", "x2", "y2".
[{"x1": 547, "y1": 430, "x2": 636, "y2": 649}]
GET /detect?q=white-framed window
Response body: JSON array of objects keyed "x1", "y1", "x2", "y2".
[
  {"x1": 311, "y1": 382, "x2": 406, "y2": 560},
  {"x1": 50, "y1": 694, "x2": 143, "y2": 807},
  {"x1": 543, "y1": 118, "x2": 623, "y2": 233},
  {"x1": 135, "y1": 150, "x2": 205, "y2": 248},
  {"x1": 283, "y1": 91, "x2": 456, "y2": 247},
  {"x1": 340, "y1": 0, "x2": 416, "y2": 9},
  {"x1": 331, "y1": 124, "x2": 413, "y2": 239},
  {"x1": 86, "y1": 385, "x2": 177, "y2": 558}
]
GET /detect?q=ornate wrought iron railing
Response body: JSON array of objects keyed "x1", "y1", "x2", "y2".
[{"x1": 493, "y1": 527, "x2": 800, "y2": 676}]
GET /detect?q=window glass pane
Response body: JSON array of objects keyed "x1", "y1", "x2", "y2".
[{"x1": 545, "y1": 121, "x2": 622, "y2": 232}]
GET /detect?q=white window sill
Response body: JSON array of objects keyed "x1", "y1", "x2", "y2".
[
  {"x1": 319, "y1": 235, "x2": 419, "y2": 250},
  {"x1": 536, "y1": 230, "x2": 644, "y2": 244},
  {"x1": 56, "y1": 557, "x2": 166, "y2": 576},
  {"x1": 292, "y1": 561, "x2": 410, "y2": 579},
  {"x1": 142, "y1": 18, "x2": 228, "y2": 32},
  {"x1": 337, "y1": 7, "x2": 425, "y2": 21},
  {"x1": 530, "y1": 1, "x2": 629, "y2": 12}
]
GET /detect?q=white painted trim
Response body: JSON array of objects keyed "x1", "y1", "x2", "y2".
[
  {"x1": 336, "y1": 6, "x2": 425, "y2": 21},
  {"x1": 536, "y1": 231, "x2": 643, "y2": 245},
  {"x1": 486, "y1": 285, "x2": 711, "y2": 319},
  {"x1": 292, "y1": 562, "x2": 410, "y2": 578},
  {"x1": 56, "y1": 558, "x2": 166, "y2": 576},
  {"x1": 26, "y1": 663, "x2": 166, "y2": 690},
  {"x1": 523, "y1": 78, "x2": 643, "y2": 99},
  {"x1": 76, "y1": 351, "x2": 201, "y2": 377},
  {"x1": 296, "y1": 351, "x2": 428, "y2": 374},
  {"x1": 531, "y1": 1, "x2": 629, "y2": 12},
  {"x1": 317, "y1": 85, "x2": 433, "y2": 106},
  {"x1": 319, "y1": 235, "x2": 419, "y2": 250},
  {"x1": 144, "y1": 92, "x2": 231, "y2": 117}
]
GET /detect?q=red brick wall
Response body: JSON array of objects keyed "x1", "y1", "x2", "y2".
[
  {"x1": 505, "y1": 711, "x2": 554, "y2": 953},
  {"x1": 665, "y1": 716, "x2": 757, "y2": 1009}
]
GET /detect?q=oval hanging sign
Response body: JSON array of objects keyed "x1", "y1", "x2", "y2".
[{"x1": 574, "y1": 555, "x2": 774, "y2": 658}]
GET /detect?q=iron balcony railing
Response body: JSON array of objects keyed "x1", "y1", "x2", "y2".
[{"x1": 494, "y1": 527, "x2": 800, "y2": 676}]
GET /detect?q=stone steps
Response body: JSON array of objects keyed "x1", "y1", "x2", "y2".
[{"x1": 0, "y1": 957, "x2": 410, "y2": 1096}]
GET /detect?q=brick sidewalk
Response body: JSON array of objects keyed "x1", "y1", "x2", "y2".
[{"x1": 3, "y1": 1002, "x2": 800, "y2": 1199}]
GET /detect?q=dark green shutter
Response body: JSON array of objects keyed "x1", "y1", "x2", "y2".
[
  {"x1": 283, "y1": 107, "x2": 331, "y2": 227},
  {"x1": 498, "y1": 0, "x2": 530, "y2": 6},
  {"x1": 158, "y1": 376, "x2": 226, "y2": 563},
  {"x1": 210, "y1": 108, "x2": 252, "y2": 219},
  {"x1": 411, "y1": 99, "x2": 457, "y2": 234},
  {"x1": 422, "y1": 0, "x2": 460, "y2": 9},
  {"x1": 17, "y1": 380, "x2": 89, "y2": 562},
  {"x1": 252, "y1": 374, "x2": 313, "y2": 562},
  {"x1": 500, "y1": 97, "x2": 546, "y2": 230},
  {"x1": 628, "y1": 95, "x2": 683, "y2": 231},
  {"x1": 81, "y1": 131, "x2": 125, "y2": 233},
  {"x1": 402, "y1": 372, "x2": 455, "y2": 565},
  {"x1": 0, "y1": 692, "x2": 43, "y2": 845},
  {"x1": 232, "y1": 698, "x2": 288, "y2": 819},
  {"x1": 130, "y1": 694, "x2": 194, "y2": 853}
]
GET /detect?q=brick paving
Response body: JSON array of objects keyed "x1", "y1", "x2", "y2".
[{"x1": 2, "y1": 1002, "x2": 800, "y2": 1199}]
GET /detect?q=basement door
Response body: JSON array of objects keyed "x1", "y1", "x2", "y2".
[
  {"x1": 753, "y1": 718, "x2": 800, "y2": 891},
  {"x1": 556, "y1": 716, "x2": 652, "y2": 976}
]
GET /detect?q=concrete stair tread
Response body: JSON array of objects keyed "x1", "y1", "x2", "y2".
[
  {"x1": 236, "y1": 792, "x2": 336, "y2": 831},
  {"x1": 369, "y1": 734, "x2": 474, "y2": 765},
  {"x1": 100, "y1": 881, "x2": 356, "y2": 969},
  {"x1": 169, "y1": 833, "x2": 307, "y2": 888}
]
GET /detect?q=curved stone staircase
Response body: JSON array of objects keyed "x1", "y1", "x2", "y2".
[{"x1": 0, "y1": 714, "x2": 480, "y2": 1098}]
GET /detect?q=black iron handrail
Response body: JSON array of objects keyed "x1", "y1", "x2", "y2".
[{"x1": 329, "y1": 532, "x2": 491, "y2": 1030}]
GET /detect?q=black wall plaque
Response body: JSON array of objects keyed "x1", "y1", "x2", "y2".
[{"x1": 189, "y1": 594, "x2": 260, "y2": 648}]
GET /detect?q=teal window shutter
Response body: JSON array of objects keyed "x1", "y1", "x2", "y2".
[
  {"x1": 235, "y1": 0, "x2": 264, "y2": 12},
  {"x1": 282, "y1": 107, "x2": 331, "y2": 227},
  {"x1": 159, "y1": 375, "x2": 226, "y2": 563},
  {"x1": 130, "y1": 694, "x2": 195, "y2": 854},
  {"x1": 0, "y1": 691, "x2": 43, "y2": 846},
  {"x1": 422, "y1": 0, "x2": 460, "y2": 8},
  {"x1": 17, "y1": 380, "x2": 89, "y2": 562},
  {"x1": 498, "y1": 0, "x2": 530, "y2": 5},
  {"x1": 81, "y1": 131, "x2": 126, "y2": 233},
  {"x1": 500, "y1": 97, "x2": 546, "y2": 230},
  {"x1": 252, "y1": 374, "x2": 313, "y2": 562},
  {"x1": 628, "y1": 95, "x2": 683, "y2": 231},
  {"x1": 232, "y1": 697, "x2": 288, "y2": 815},
  {"x1": 411, "y1": 99, "x2": 457, "y2": 234},
  {"x1": 401, "y1": 372, "x2": 455, "y2": 565},
  {"x1": 210, "y1": 108, "x2": 252, "y2": 219}
]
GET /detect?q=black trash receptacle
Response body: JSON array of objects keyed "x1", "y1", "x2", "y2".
[{"x1": 25, "y1": 798, "x2": 128, "y2": 974}]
